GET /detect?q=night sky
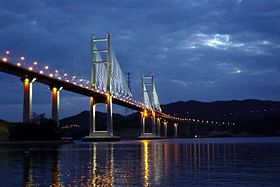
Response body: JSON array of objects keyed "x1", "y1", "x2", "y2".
[{"x1": 1, "y1": 0, "x2": 280, "y2": 121}]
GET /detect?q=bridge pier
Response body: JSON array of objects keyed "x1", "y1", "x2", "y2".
[
  {"x1": 89, "y1": 97, "x2": 96, "y2": 136},
  {"x1": 156, "y1": 118, "x2": 161, "y2": 136},
  {"x1": 83, "y1": 96, "x2": 119, "y2": 141},
  {"x1": 21, "y1": 77, "x2": 35, "y2": 123},
  {"x1": 106, "y1": 94, "x2": 113, "y2": 136},
  {"x1": 50, "y1": 86, "x2": 61, "y2": 127},
  {"x1": 151, "y1": 111, "x2": 156, "y2": 136},
  {"x1": 141, "y1": 112, "x2": 146, "y2": 135},
  {"x1": 138, "y1": 110, "x2": 161, "y2": 139},
  {"x1": 164, "y1": 121, "x2": 168, "y2": 137},
  {"x1": 174, "y1": 123, "x2": 178, "y2": 138}
]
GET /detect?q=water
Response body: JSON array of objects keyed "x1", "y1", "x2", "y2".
[{"x1": 1, "y1": 137, "x2": 280, "y2": 186}]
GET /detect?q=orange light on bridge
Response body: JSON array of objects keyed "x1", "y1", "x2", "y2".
[
  {"x1": 49, "y1": 73, "x2": 53, "y2": 77},
  {"x1": 24, "y1": 78, "x2": 30, "y2": 85},
  {"x1": 45, "y1": 66, "x2": 49, "y2": 70},
  {"x1": 16, "y1": 62, "x2": 21, "y2": 66},
  {"x1": 51, "y1": 87, "x2": 58, "y2": 92},
  {"x1": 144, "y1": 109, "x2": 148, "y2": 117},
  {"x1": 39, "y1": 70, "x2": 44, "y2": 74},
  {"x1": 28, "y1": 67, "x2": 33, "y2": 71},
  {"x1": 2, "y1": 57, "x2": 7, "y2": 62}
]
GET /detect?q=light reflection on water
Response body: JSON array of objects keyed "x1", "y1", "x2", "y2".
[{"x1": 0, "y1": 137, "x2": 280, "y2": 186}]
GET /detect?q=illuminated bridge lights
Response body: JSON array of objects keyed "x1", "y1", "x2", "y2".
[{"x1": 1, "y1": 50, "x2": 229, "y2": 124}]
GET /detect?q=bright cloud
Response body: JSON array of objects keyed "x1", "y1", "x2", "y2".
[{"x1": 179, "y1": 33, "x2": 277, "y2": 55}]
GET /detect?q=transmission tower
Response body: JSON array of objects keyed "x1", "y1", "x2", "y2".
[{"x1": 125, "y1": 72, "x2": 132, "y2": 115}]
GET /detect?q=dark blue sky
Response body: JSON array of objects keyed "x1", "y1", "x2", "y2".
[{"x1": 1, "y1": 0, "x2": 280, "y2": 121}]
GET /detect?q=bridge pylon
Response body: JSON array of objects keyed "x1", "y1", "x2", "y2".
[
  {"x1": 139, "y1": 75, "x2": 163, "y2": 139},
  {"x1": 83, "y1": 33, "x2": 118, "y2": 141}
]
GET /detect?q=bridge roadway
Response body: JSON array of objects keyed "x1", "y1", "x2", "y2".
[{"x1": 0, "y1": 59, "x2": 183, "y2": 122}]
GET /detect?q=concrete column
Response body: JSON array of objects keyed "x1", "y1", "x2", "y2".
[
  {"x1": 141, "y1": 112, "x2": 146, "y2": 135},
  {"x1": 89, "y1": 97, "x2": 96, "y2": 136},
  {"x1": 22, "y1": 77, "x2": 35, "y2": 123},
  {"x1": 157, "y1": 118, "x2": 161, "y2": 136},
  {"x1": 106, "y1": 94, "x2": 113, "y2": 136},
  {"x1": 174, "y1": 123, "x2": 178, "y2": 138},
  {"x1": 50, "y1": 87, "x2": 61, "y2": 127},
  {"x1": 151, "y1": 111, "x2": 156, "y2": 136},
  {"x1": 164, "y1": 121, "x2": 168, "y2": 137}
]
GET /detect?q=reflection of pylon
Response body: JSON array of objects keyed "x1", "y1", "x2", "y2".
[{"x1": 125, "y1": 72, "x2": 132, "y2": 116}]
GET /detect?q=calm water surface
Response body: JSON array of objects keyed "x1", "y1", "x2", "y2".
[{"x1": 0, "y1": 137, "x2": 280, "y2": 186}]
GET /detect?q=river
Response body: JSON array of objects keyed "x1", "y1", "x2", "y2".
[{"x1": 0, "y1": 137, "x2": 280, "y2": 186}]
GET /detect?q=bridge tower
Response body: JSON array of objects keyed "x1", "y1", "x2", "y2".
[
  {"x1": 140, "y1": 75, "x2": 163, "y2": 138},
  {"x1": 86, "y1": 33, "x2": 115, "y2": 139}
]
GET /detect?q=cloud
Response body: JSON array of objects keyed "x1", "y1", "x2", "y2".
[
  {"x1": 179, "y1": 32, "x2": 278, "y2": 56},
  {"x1": 1, "y1": 0, "x2": 280, "y2": 120},
  {"x1": 170, "y1": 79, "x2": 189, "y2": 87}
]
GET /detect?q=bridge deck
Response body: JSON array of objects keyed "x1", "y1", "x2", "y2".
[
  {"x1": 0, "y1": 60, "x2": 143, "y2": 112},
  {"x1": 0, "y1": 59, "x2": 189, "y2": 122}
]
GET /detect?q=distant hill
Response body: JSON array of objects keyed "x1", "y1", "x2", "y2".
[
  {"x1": 161, "y1": 99, "x2": 280, "y2": 121},
  {"x1": 60, "y1": 99, "x2": 280, "y2": 138},
  {"x1": 0, "y1": 119, "x2": 6, "y2": 123}
]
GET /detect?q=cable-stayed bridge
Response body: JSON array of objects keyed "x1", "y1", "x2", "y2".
[{"x1": 0, "y1": 33, "x2": 234, "y2": 140}]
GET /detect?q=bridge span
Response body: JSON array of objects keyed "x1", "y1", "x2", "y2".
[{"x1": 0, "y1": 33, "x2": 232, "y2": 140}]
